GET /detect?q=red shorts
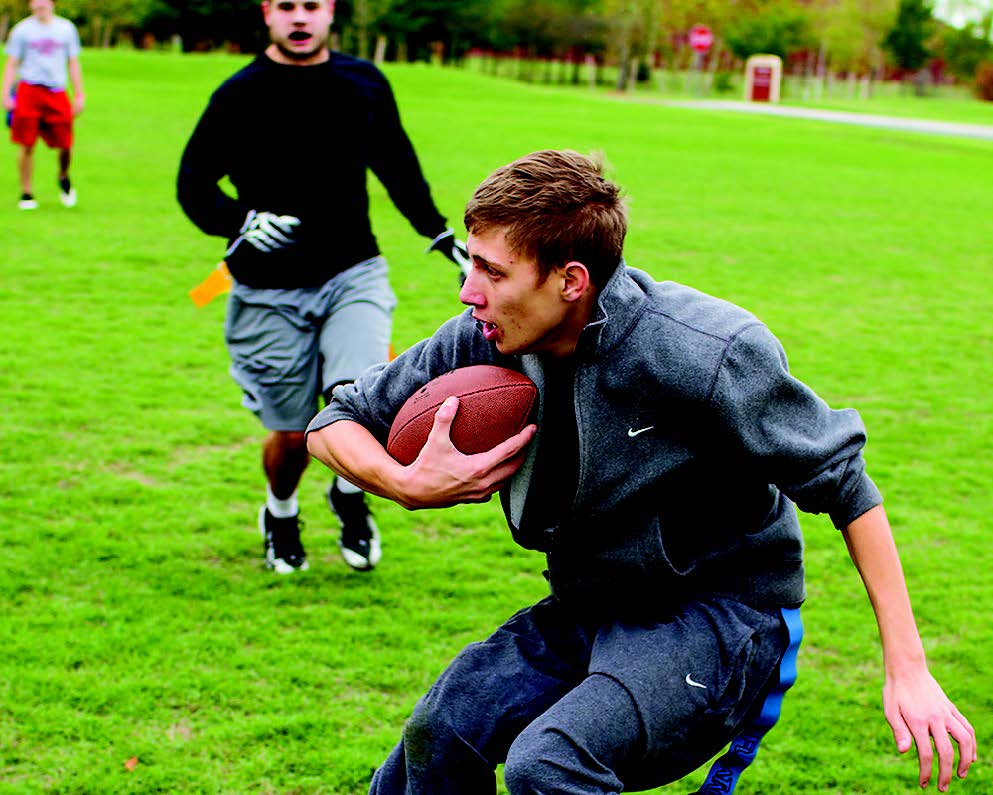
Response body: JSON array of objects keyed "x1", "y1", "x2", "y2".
[{"x1": 10, "y1": 82, "x2": 74, "y2": 149}]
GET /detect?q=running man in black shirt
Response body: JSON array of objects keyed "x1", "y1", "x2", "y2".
[{"x1": 178, "y1": 0, "x2": 467, "y2": 574}]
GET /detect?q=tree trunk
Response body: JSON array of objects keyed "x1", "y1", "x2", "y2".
[
  {"x1": 815, "y1": 40, "x2": 827, "y2": 101},
  {"x1": 615, "y1": 56, "x2": 630, "y2": 91},
  {"x1": 613, "y1": 0, "x2": 636, "y2": 92},
  {"x1": 642, "y1": 4, "x2": 658, "y2": 90},
  {"x1": 0, "y1": 13, "x2": 10, "y2": 45},
  {"x1": 354, "y1": 0, "x2": 369, "y2": 60},
  {"x1": 859, "y1": 73, "x2": 871, "y2": 100},
  {"x1": 373, "y1": 34, "x2": 387, "y2": 65},
  {"x1": 913, "y1": 69, "x2": 927, "y2": 96},
  {"x1": 706, "y1": 44, "x2": 723, "y2": 94}
]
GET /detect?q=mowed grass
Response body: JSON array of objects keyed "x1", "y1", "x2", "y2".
[{"x1": 1, "y1": 49, "x2": 990, "y2": 793}]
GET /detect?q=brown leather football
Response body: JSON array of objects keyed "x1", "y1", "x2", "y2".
[{"x1": 386, "y1": 365, "x2": 538, "y2": 465}]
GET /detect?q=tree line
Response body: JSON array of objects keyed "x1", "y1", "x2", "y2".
[{"x1": 1, "y1": 0, "x2": 991, "y2": 96}]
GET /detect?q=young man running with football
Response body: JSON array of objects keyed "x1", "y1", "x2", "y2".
[
  {"x1": 2, "y1": 0, "x2": 84, "y2": 209},
  {"x1": 177, "y1": 0, "x2": 467, "y2": 575},
  {"x1": 306, "y1": 150, "x2": 976, "y2": 792}
]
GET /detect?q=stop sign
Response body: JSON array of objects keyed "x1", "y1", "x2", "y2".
[{"x1": 689, "y1": 24, "x2": 713, "y2": 54}]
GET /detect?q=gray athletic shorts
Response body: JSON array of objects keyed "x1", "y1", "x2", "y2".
[{"x1": 224, "y1": 256, "x2": 397, "y2": 431}]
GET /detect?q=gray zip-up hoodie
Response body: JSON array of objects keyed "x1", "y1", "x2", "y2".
[{"x1": 307, "y1": 265, "x2": 882, "y2": 620}]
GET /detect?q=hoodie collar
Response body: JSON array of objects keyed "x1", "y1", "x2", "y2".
[{"x1": 573, "y1": 261, "x2": 648, "y2": 359}]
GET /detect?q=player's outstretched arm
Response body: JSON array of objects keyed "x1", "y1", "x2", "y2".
[
  {"x1": 842, "y1": 505, "x2": 977, "y2": 791},
  {"x1": 307, "y1": 397, "x2": 535, "y2": 511}
]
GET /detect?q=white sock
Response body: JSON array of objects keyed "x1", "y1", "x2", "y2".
[
  {"x1": 335, "y1": 476, "x2": 362, "y2": 495},
  {"x1": 266, "y1": 485, "x2": 298, "y2": 518}
]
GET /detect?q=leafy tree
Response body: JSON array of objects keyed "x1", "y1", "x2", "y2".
[
  {"x1": 723, "y1": 2, "x2": 812, "y2": 60},
  {"x1": 809, "y1": 0, "x2": 895, "y2": 101},
  {"x1": 941, "y1": 12, "x2": 993, "y2": 80},
  {"x1": 0, "y1": 0, "x2": 26, "y2": 22},
  {"x1": 465, "y1": 0, "x2": 606, "y2": 81},
  {"x1": 141, "y1": 0, "x2": 264, "y2": 52},
  {"x1": 56, "y1": 0, "x2": 157, "y2": 45},
  {"x1": 342, "y1": 0, "x2": 491, "y2": 62},
  {"x1": 883, "y1": 0, "x2": 934, "y2": 73},
  {"x1": 975, "y1": 59, "x2": 993, "y2": 100},
  {"x1": 0, "y1": 0, "x2": 26, "y2": 44}
]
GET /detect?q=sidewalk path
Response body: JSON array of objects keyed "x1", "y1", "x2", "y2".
[{"x1": 664, "y1": 100, "x2": 993, "y2": 141}]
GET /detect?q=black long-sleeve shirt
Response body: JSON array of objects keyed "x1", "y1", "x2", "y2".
[{"x1": 177, "y1": 52, "x2": 448, "y2": 288}]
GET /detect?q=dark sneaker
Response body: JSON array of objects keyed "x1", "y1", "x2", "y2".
[
  {"x1": 327, "y1": 482, "x2": 381, "y2": 571},
  {"x1": 258, "y1": 506, "x2": 309, "y2": 574}
]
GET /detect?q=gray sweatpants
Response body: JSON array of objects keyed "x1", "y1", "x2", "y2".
[{"x1": 370, "y1": 595, "x2": 788, "y2": 794}]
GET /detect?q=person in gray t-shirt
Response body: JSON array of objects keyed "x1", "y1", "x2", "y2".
[{"x1": 1, "y1": 0, "x2": 84, "y2": 209}]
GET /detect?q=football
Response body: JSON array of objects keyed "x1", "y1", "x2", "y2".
[{"x1": 386, "y1": 365, "x2": 538, "y2": 465}]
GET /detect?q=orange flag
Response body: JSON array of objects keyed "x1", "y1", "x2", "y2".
[{"x1": 189, "y1": 262, "x2": 233, "y2": 307}]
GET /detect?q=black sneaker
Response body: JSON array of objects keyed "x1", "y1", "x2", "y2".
[
  {"x1": 258, "y1": 506, "x2": 309, "y2": 574},
  {"x1": 327, "y1": 482, "x2": 381, "y2": 571}
]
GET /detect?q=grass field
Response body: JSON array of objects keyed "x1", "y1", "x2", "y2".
[{"x1": 1, "y1": 49, "x2": 991, "y2": 793}]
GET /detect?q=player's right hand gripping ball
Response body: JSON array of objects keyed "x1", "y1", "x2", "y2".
[{"x1": 386, "y1": 365, "x2": 538, "y2": 465}]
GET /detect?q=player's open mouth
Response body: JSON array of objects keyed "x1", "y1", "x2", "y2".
[
  {"x1": 289, "y1": 31, "x2": 311, "y2": 42},
  {"x1": 476, "y1": 319, "x2": 499, "y2": 341}
]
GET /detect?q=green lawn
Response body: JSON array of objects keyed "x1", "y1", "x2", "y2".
[{"x1": 1, "y1": 49, "x2": 990, "y2": 793}]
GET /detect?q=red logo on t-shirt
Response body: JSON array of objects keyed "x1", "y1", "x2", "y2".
[{"x1": 30, "y1": 38, "x2": 62, "y2": 56}]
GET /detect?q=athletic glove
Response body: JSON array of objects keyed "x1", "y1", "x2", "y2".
[
  {"x1": 226, "y1": 210, "x2": 301, "y2": 256},
  {"x1": 427, "y1": 228, "x2": 471, "y2": 285}
]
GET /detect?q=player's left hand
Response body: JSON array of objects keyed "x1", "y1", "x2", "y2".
[
  {"x1": 427, "y1": 228, "x2": 471, "y2": 284},
  {"x1": 883, "y1": 665, "x2": 976, "y2": 791}
]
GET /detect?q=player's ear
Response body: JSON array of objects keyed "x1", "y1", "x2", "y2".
[{"x1": 560, "y1": 261, "x2": 590, "y2": 303}]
